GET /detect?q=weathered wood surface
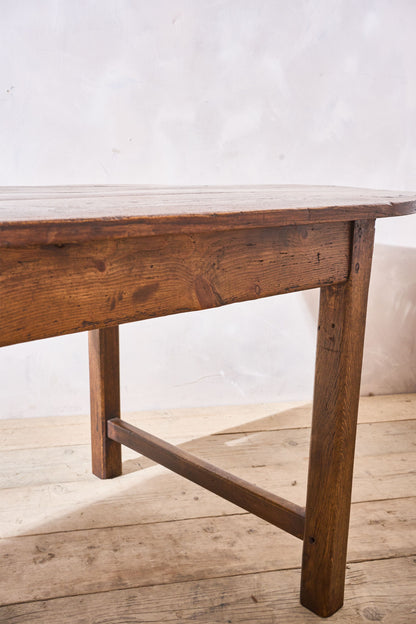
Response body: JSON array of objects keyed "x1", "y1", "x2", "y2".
[
  {"x1": 0, "y1": 222, "x2": 350, "y2": 346},
  {"x1": 1, "y1": 184, "x2": 415, "y2": 246},
  {"x1": 2, "y1": 556, "x2": 415, "y2": 624},
  {"x1": 0, "y1": 497, "x2": 414, "y2": 605},
  {"x1": 2, "y1": 451, "x2": 414, "y2": 539},
  {"x1": 1, "y1": 418, "x2": 415, "y2": 539},
  {"x1": 0, "y1": 395, "x2": 414, "y2": 620},
  {"x1": 1, "y1": 418, "x2": 414, "y2": 490},
  {"x1": 0, "y1": 394, "x2": 413, "y2": 451}
]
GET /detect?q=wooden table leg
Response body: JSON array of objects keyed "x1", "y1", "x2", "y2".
[
  {"x1": 300, "y1": 220, "x2": 375, "y2": 617},
  {"x1": 88, "y1": 326, "x2": 122, "y2": 479}
]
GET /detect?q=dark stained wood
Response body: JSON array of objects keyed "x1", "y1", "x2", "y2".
[
  {"x1": 88, "y1": 327, "x2": 122, "y2": 479},
  {"x1": 0, "y1": 184, "x2": 415, "y2": 247},
  {"x1": 300, "y1": 220, "x2": 376, "y2": 617},
  {"x1": 0, "y1": 222, "x2": 350, "y2": 347},
  {"x1": 107, "y1": 417, "x2": 306, "y2": 539}
]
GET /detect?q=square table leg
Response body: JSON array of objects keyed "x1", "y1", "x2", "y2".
[
  {"x1": 300, "y1": 220, "x2": 375, "y2": 616},
  {"x1": 88, "y1": 325, "x2": 122, "y2": 479}
]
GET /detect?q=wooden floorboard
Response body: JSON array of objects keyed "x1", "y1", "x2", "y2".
[
  {"x1": 1, "y1": 393, "x2": 414, "y2": 451},
  {"x1": 1, "y1": 496, "x2": 415, "y2": 605},
  {"x1": 2, "y1": 557, "x2": 416, "y2": 624},
  {"x1": 1, "y1": 419, "x2": 414, "y2": 490},
  {"x1": 0, "y1": 394, "x2": 415, "y2": 622},
  {"x1": 1, "y1": 438, "x2": 415, "y2": 538}
]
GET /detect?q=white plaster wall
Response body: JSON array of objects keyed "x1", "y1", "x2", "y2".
[{"x1": 0, "y1": 0, "x2": 415, "y2": 418}]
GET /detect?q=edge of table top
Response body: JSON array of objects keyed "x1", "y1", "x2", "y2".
[{"x1": 1, "y1": 185, "x2": 415, "y2": 247}]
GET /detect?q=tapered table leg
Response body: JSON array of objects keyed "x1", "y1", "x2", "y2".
[
  {"x1": 300, "y1": 220, "x2": 375, "y2": 617},
  {"x1": 88, "y1": 326, "x2": 122, "y2": 479}
]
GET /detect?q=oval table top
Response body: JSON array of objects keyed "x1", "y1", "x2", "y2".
[{"x1": 0, "y1": 184, "x2": 415, "y2": 246}]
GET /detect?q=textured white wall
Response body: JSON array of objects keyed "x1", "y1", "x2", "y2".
[{"x1": 0, "y1": 0, "x2": 415, "y2": 418}]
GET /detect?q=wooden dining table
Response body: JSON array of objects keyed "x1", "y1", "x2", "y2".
[{"x1": 1, "y1": 184, "x2": 415, "y2": 617}]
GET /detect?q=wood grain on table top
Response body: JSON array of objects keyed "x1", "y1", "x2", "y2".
[{"x1": 1, "y1": 185, "x2": 415, "y2": 246}]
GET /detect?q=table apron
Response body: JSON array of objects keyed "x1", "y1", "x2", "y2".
[{"x1": 0, "y1": 221, "x2": 351, "y2": 346}]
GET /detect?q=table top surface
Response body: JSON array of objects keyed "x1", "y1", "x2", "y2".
[{"x1": 1, "y1": 185, "x2": 415, "y2": 246}]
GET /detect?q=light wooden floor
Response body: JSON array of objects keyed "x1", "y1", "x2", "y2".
[{"x1": 0, "y1": 394, "x2": 415, "y2": 623}]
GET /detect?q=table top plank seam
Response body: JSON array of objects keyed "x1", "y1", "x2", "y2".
[{"x1": 0, "y1": 185, "x2": 415, "y2": 247}]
